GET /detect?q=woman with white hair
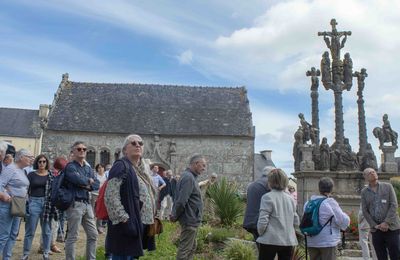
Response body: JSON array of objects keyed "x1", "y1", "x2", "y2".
[
  {"x1": 105, "y1": 134, "x2": 156, "y2": 259},
  {"x1": 0, "y1": 149, "x2": 31, "y2": 260},
  {"x1": 0, "y1": 141, "x2": 7, "y2": 173}
]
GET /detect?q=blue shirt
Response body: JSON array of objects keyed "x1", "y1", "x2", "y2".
[
  {"x1": 151, "y1": 172, "x2": 165, "y2": 189},
  {"x1": 0, "y1": 163, "x2": 29, "y2": 198}
]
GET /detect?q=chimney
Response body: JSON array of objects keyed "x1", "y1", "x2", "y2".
[
  {"x1": 260, "y1": 150, "x2": 272, "y2": 160},
  {"x1": 38, "y1": 104, "x2": 50, "y2": 119}
]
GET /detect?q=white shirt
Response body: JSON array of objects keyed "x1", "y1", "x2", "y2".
[{"x1": 304, "y1": 195, "x2": 350, "y2": 248}]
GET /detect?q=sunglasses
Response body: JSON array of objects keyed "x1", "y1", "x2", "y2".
[
  {"x1": 38, "y1": 160, "x2": 47, "y2": 164},
  {"x1": 131, "y1": 141, "x2": 144, "y2": 147},
  {"x1": 76, "y1": 147, "x2": 87, "y2": 152}
]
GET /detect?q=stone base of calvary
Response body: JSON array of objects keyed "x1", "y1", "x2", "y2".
[{"x1": 293, "y1": 19, "x2": 398, "y2": 215}]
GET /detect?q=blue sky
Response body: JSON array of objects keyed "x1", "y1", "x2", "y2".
[{"x1": 1, "y1": 0, "x2": 400, "y2": 174}]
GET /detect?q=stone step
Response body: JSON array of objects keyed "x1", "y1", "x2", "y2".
[{"x1": 339, "y1": 249, "x2": 363, "y2": 257}]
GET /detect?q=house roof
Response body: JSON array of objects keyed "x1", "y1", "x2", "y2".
[
  {"x1": 0, "y1": 108, "x2": 41, "y2": 138},
  {"x1": 46, "y1": 80, "x2": 254, "y2": 137}
]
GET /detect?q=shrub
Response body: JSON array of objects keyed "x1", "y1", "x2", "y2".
[
  {"x1": 347, "y1": 211, "x2": 359, "y2": 237},
  {"x1": 196, "y1": 225, "x2": 213, "y2": 251},
  {"x1": 208, "y1": 227, "x2": 235, "y2": 243},
  {"x1": 223, "y1": 240, "x2": 256, "y2": 260},
  {"x1": 206, "y1": 177, "x2": 244, "y2": 226},
  {"x1": 390, "y1": 178, "x2": 400, "y2": 203}
]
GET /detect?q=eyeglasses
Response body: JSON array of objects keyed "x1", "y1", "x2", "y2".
[
  {"x1": 76, "y1": 147, "x2": 87, "y2": 152},
  {"x1": 38, "y1": 160, "x2": 47, "y2": 164},
  {"x1": 131, "y1": 141, "x2": 144, "y2": 147}
]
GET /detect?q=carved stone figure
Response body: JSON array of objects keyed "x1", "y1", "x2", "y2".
[
  {"x1": 354, "y1": 68, "x2": 367, "y2": 92},
  {"x1": 306, "y1": 67, "x2": 321, "y2": 92},
  {"x1": 321, "y1": 51, "x2": 332, "y2": 89},
  {"x1": 298, "y1": 113, "x2": 317, "y2": 144},
  {"x1": 361, "y1": 143, "x2": 377, "y2": 170},
  {"x1": 343, "y1": 53, "x2": 353, "y2": 90},
  {"x1": 319, "y1": 19, "x2": 350, "y2": 62},
  {"x1": 319, "y1": 137, "x2": 330, "y2": 171},
  {"x1": 293, "y1": 127, "x2": 303, "y2": 171},
  {"x1": 373, "y1": 114, "x2": 398, "y2": 148},
  {"x1": 335, "y1": 138, "x2": 358, "y2": 171}
]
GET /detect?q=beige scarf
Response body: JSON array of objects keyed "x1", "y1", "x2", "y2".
[{"x1": 132, "y1": 159, "x2": 156, "y2": 215}]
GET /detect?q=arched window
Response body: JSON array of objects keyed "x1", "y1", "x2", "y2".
[
  {"x1": 100, "y1": 149, "x2": 110, "y2": 165},
  {"x1": 86, "y1": 149, "x2": 96, "y2": 168}
]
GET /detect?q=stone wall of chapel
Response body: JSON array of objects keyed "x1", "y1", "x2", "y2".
[{"x1": 42, "y1": 130, "x2": 254, "y2": 188}]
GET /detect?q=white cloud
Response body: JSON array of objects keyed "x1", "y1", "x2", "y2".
[{"x1": 177, "y1": 50, "x2": 193, "y2": 65}]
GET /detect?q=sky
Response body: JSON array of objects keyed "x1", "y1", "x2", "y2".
[{"x1": 1, "y1": 0, "x2": 400, "y2": 174}]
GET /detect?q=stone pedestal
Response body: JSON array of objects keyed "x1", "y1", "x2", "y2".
[
  {"x1": 299, "y1": 144, "x2": 315, "y2": 171},
  {"x1": 293, "y1": 171, "x2": 394, "y2": 216},
  {"x1": 381, "y1": 145, "x2": 398, "y2": 173}
]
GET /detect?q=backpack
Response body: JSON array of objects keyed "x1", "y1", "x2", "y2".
[
  {"x1": 50, "y1": 167, "x2": 74, "y2": 211},
  {"x1": 300, "y1": 197, "x2": 333, "y2": 236},
  {"x1": 95, "y1": 180, "x2": 109, "y2": 220},
  {"x1": 95, "y1": 159, "x2": 130, "y2": 220},
  {"x1": 300, "y1": 197, "x2": 333, "y2": 260}
]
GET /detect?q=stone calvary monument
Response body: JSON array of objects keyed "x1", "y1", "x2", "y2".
[{"x1": 293, "y1": 19, "x2": 399, "y2": 214}]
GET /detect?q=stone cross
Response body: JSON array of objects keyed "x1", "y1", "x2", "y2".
[
  {"x1": 306, "y1": 67, "x2": 321, "y2": 148},
  {"x1": 318, "y1": 19, "x2": 352, "y2": 147},
  {"x1": 354, "y1": 68, "x2": 368, "y2": 156}
]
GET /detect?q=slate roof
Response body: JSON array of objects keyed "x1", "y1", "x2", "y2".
[
  {"x1": 47, "y1": 81, "x2": 254, "y2": 137},
  {"x1": 0, "y1": 108, "x2": 41, "y2": 138}
]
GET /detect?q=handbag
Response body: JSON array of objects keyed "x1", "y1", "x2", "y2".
[
  {"x1": 10, "y1": 196, "x2": 27, "y2": 217},
  {"x1": 147, "y1": 217, "x2": 163, "y2": 236}
]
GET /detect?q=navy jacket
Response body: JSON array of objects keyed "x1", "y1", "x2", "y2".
[
  {"x1": 243, "y1": 175, "x2": 270, "y2": 232},
  {"x1": 106, "y1": 157, "x2": 143, "y2": 257},
  {"x1": 64, "y1": 161, "x2": 99, "y2": 201}
]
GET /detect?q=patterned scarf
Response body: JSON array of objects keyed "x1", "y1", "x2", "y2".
[{"x1": 132, "y1": 159, "x2": 156, "y2": 216}]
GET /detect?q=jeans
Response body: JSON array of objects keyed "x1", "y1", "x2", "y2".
[
  {"x1": 65, "y1": 201, "x2": 98, "y2": 260},
  {"x1": 23, "y1": 197, "x2": 51, "y2": 257},
  {"x1": 57, "y1": 210, "x2": 66, "y2": 238},
  {"x1": 0, "y1": 201, "x2": 22, "y2": 260}
]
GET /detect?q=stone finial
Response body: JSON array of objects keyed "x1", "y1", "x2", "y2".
[
  {"x1": 60, "y1": 73, "x2": 71, "y2": 88},
  {"x1": 62, "y1": 73, "x2": 69, "y2": 83}
]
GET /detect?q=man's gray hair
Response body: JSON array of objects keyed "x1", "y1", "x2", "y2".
[
  {"x1": 262, "y1": 166, "x2": 276, "y2": 176},
  {"x1": 121, "y1": 134, "x2": 143, "y2": 155},
  {"x1": 189, "y1": 154, "x2": 205, "y2": 165},
  {"x1": 319, "y1": 177, "x2": 334, "y2": 194},
  {"x1": 363, "y1": 167, "x2": 375, "y2": 178},
  {"x1": 15, "y1": 149, "x2": 32, "y2": 162},
  {"x1": 71, "y1": 141, "x2": 86, "y2": 150},
  {"x1": 0, "y1": 141, "x2": 7, "y2": 157}
]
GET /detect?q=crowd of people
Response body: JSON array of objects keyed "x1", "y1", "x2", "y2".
[
  {"x1": 243, "y1": 166, "x2": 400, "y2": 260},
  {"x1": 1, "y1": 136, "x2": 399, "y2": 260},
  {"x1": 0, "y1": 136, "x2": 213, "y2": 260}
]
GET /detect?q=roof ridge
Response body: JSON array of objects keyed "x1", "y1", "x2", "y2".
[
  {"x1": 70, "y1": 81, "x2": 246, "y2": 90},
  {"x1": 0, "y1": 107, "x2": 38, "y2": 111}
]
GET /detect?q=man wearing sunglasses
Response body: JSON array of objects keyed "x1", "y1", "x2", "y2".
[{"x1": 64, "y1": 141, "x2": 100, "y2": 260}]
